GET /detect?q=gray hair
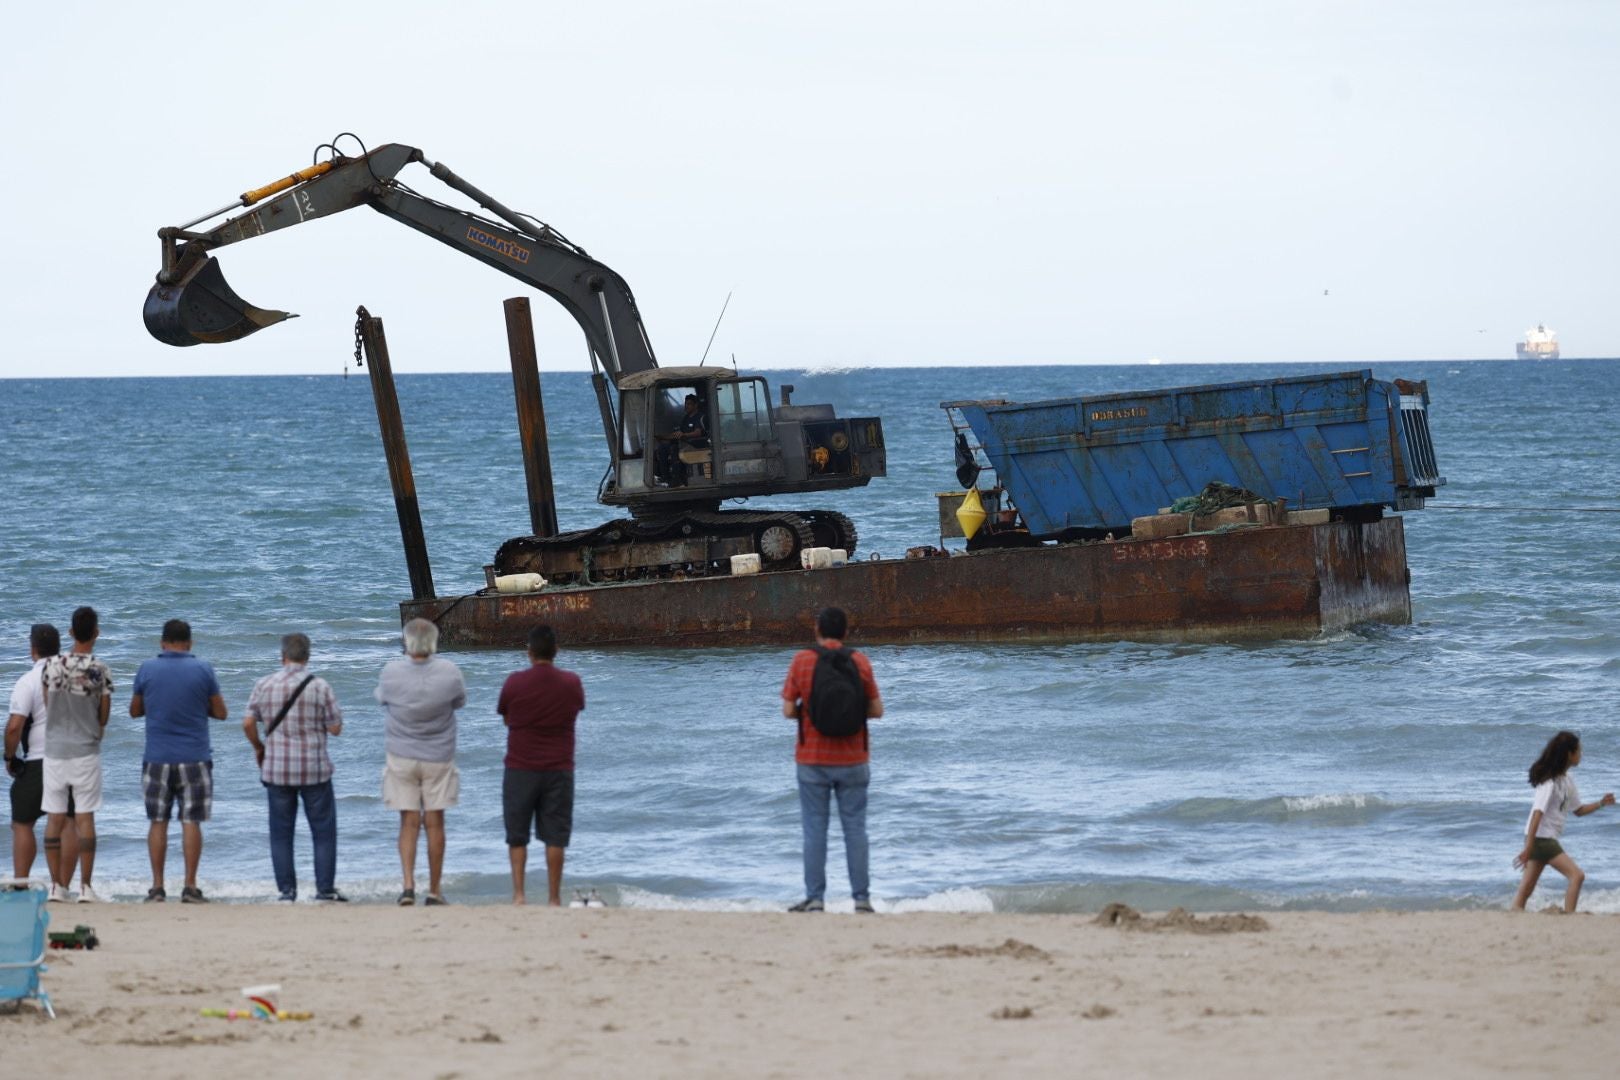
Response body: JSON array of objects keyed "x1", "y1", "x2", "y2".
[
  {"x1": 281, "y1": 632, "x2": 311, "y2": 664},
  {"x1": 402, "y1": 618, "x2": 439, "y2": 658}
]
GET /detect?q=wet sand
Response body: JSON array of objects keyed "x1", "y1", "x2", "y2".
[{"x1": 5, "y1": 904, "x2": 1617, "y2": 1077}]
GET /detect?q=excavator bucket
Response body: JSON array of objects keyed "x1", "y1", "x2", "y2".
[{"x1": 143, "y1": 252, "x2": 294, "y2": 347}]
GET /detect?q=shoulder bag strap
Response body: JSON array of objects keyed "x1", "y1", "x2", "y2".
[{"x1": 264, "y1": 675, "x2": 317, "y2": 740}]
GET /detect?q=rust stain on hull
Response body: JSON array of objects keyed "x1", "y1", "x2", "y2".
[{"x1": 403, "y1": 519, "x2": 1411, "y2": 649}]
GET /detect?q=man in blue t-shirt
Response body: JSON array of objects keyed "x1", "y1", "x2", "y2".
[{"x1": 130, "y1": 619, "x2": 227, "y2": 903}]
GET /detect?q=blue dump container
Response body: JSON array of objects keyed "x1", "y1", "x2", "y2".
[{"x1": 945, "y1": 370, "x2": 1442, "y2": 538}]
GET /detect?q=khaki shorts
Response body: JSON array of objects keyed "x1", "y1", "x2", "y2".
[{"x1": 382, "y1": 752, "x2": 460, "y2": 812}]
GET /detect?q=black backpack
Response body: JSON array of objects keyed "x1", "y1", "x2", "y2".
[{"x1": 805, "y1": 645, "x2": 867, "y2": 741}]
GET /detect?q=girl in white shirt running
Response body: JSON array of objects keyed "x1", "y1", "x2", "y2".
[{"x1": 1512, "y1": 730, "x2": 1614, "y2": 912}]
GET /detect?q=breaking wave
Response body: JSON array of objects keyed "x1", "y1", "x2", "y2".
[{"x1": 1142, "y1": 793, "x2": 1397, "y2": 825}]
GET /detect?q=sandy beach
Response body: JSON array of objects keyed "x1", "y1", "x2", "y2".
[{"x1": 4, "y1": 903, "x2": 1617, "y2": 1077}]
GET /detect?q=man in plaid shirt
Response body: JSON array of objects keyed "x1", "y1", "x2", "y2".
[{"x1": 243, "y1": 632, "x2": 346, "y2": 902}]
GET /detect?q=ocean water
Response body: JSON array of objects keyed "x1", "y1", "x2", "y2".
[{"x1": 2, "y1": 358, "x2": 1618, "y2": 913}]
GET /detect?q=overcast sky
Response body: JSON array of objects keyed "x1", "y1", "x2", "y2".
[{"x1": 1, "y1": 0, "x2": 1612, "y2": 378}]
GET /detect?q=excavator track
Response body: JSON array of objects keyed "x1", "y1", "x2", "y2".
[
  {"x1": 681, "y1": 510, "x2": 816, "y2": 570},
  {"x1": 799, "y1": 510, "x2": 858, "y2": 555},
  {"x1": 492, "y1": 510, "x2": 817, "y2": 584}
]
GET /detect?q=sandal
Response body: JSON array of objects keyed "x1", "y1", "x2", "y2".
[{"x1": 397, "y1": 888, "x2": 416, "y2": 906}]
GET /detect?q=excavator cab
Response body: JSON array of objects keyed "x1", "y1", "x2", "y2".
[
  {"x1": 604, "y1": 368, "x2": 884, "y2": 511},
  {"x1": 614, "y1": 375, "x2": 716, "y2": 493}
]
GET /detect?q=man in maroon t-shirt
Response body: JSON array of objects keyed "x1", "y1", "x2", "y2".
[{"x1": 497, "y1": 625, "x2": 585, "y2": 906}]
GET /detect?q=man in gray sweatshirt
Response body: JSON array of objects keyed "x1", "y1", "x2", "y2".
[
  {"x1": 41, "y1": 607, "x2": 113, "y2": 903},
  {"x1": 375, "y1": 618, "x2": 466, "y2": 906}
]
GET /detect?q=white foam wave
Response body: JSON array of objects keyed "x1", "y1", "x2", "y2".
[
  {"x1": 613, "y1": 886, "x2": 785, "y2": 913},
  {"x1": 1562, "y1": 886, "x2": 1620, "y2": 915},
  {"x1": 613, "y1": 884, "x2": 994, "y2": 915},
  {"x1": 884, "y1": 887, "x2": 996, "y2": 914},
  {"x1": 1282, "y1": 793, "x2": 1376, "y2": 813}
]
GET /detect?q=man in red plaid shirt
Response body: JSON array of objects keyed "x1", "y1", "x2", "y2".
[{"x1": 242, "y1": 632, "x2": 345, "y2": 902}]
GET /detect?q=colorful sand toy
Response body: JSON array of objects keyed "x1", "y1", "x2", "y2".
[{"x1": 47, "y1": 924, "x2": 98, "y2": 950}]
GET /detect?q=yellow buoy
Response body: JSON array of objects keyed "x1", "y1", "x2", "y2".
[{"x1": 955, "y1": 488, "x2": 987, "y2": 539}]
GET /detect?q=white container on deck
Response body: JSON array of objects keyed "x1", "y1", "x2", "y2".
[
  {"x1": 730, "y1": 553, "x2": 762, "y2": 576},
  {"x1": 494, "y1": 572, "x2": 547, "y2": 594},
  {"x1": 801, "y1": 547, "x2": 833, "y2": 570},
  {"x1": 828, "y1": 548, "x2": 848, "y2": 566}
]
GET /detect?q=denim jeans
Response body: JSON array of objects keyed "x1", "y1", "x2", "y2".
[
  {"x1": 797, "y1": 763, "x2": 870, "y2": 902},
  {"x1": 266, "y1": 780, "x2": 337, "y2": 898}
]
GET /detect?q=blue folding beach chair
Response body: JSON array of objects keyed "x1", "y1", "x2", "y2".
[{"x1": 0, "y1": 881, "x2": 54, "y2": 1019}]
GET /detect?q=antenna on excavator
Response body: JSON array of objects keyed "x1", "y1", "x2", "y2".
[{"x1": 698, "y1": 290, "x2": 733, "y2": 367}]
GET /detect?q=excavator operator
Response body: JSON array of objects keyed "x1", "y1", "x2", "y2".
[{"x1": 655, "y1": 394, "x2": 709, "y2": 486}]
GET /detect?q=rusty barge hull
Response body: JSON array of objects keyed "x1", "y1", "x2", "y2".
[{"x1": 402, "y1": 517, "x2": 1411, "y2": 649}]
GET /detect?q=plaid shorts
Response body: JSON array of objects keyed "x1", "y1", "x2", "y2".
[{"x1": 143, "y1": 760, "x2": 214, "y2": 822}]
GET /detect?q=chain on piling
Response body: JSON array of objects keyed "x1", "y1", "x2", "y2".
[{"x1": 353, "y1": 307, "x2": 367, "y2": 368}]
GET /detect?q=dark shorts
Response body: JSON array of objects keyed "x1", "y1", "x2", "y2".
[
  {"x1": 503, "y1": 768, "x2": 574, "y2": 849},
  {"x1": 8, "y1": 761, "x2": 76, "y2": 824},
  {"x1": 10, "y1": 759, "x2": 44, "y2": 824},
  {"x1": 143, "y1": 761, "x2": 214, "y2": 822},
  {"x1": 1530, "y1": 837, "x2": 1565, "y2": 863}
]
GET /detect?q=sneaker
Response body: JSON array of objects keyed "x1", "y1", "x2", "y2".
[
  {"x1": 48, "y1": 884, "x2": 69, "y2": 903},
  {"x1": 787, "y1": 898, "x2": 824, "y2": 913},
  {"x1": 277, "y1": 891, "x2": 297, "y2": 903},
  {"x1": 397, "y1": 888, "x2": 415, "y2": 907},
  {"x1": 585, "y1": 889, "x2": 607, "y2": 909},
  {"x1": 144, "y1": 887, "x2": 166, "y2": 904},
  {"x1": 423, "y1": 893, "x2": 448, "y2": 907},
  {"x1": 854, "y1": 899, "x2": 876, "y2": 914},
  {"x1": 315, "y1": 891, "x2": 349, "y2": 903},
  {"x1": 569, "y1": 890, "x2": 588, "y2": 908},
  {"x1": 180, "y1": 885, "x2": 208, "y2": 904},
  {"x1": 76, "y1": 884, "x2": 100, "y2": 904}
]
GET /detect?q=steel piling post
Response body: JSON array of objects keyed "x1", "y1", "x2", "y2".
[
  {"x1": 358, "y1": 307, "x2": 436, "y2": 601},
  {"x1": 503, "y1": 297, "x2": 559, "y2": 538}
]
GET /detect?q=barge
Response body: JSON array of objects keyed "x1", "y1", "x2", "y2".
[
  {"x1": 392, "y1": 366, "x2": 1435, "y2": 650},
  {"x1": 402, "y1": 516, "x2": 1411, "y2": 648}
]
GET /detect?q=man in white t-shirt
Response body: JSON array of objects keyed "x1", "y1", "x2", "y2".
[{"x1": 5, "y1": 624, "x2": 80, "y2": 882}]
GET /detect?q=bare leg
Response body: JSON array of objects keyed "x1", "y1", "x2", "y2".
[
  {"x1": 1548, "y1": 852, "x2": 1586, "y2": 913},
  {"x1": 76, "y1": 813, "x2": 97, "y2": 885},
  {"x1": 509, "y1": 846, "x2": 527, "y2": 905},
  {"x1": 11, "y1": 823, "x2": 36, "y2": 879},
  {"x1": 423, "y1": 810, "x2": 446, "y2": 898},
  {"x1": 545, "y1": 845, "x2": 565, "y2": 908},
  {"x1": 57, "y1": 819, "x2": 79, "y2": 889},
  {"x1": 43, "y1": 814, "x2": 66, "y2": 886},
  {"x1": 181, "y1": 822, "x2": 204, "y2": 888},
  {"x1": 398, "y1": 811, "x2": 421, "y2": 892},
  {"x1": 148, "y1": 820, "x2": 168, "y2": 891},
  {"x1": 1512, "y1": 859, "x2": 1547, "y2": 910}
]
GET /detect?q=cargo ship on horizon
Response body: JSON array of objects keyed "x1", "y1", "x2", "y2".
[{"x1": 1516, "y1": 324, "x2": 1560, "y2": 360}]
